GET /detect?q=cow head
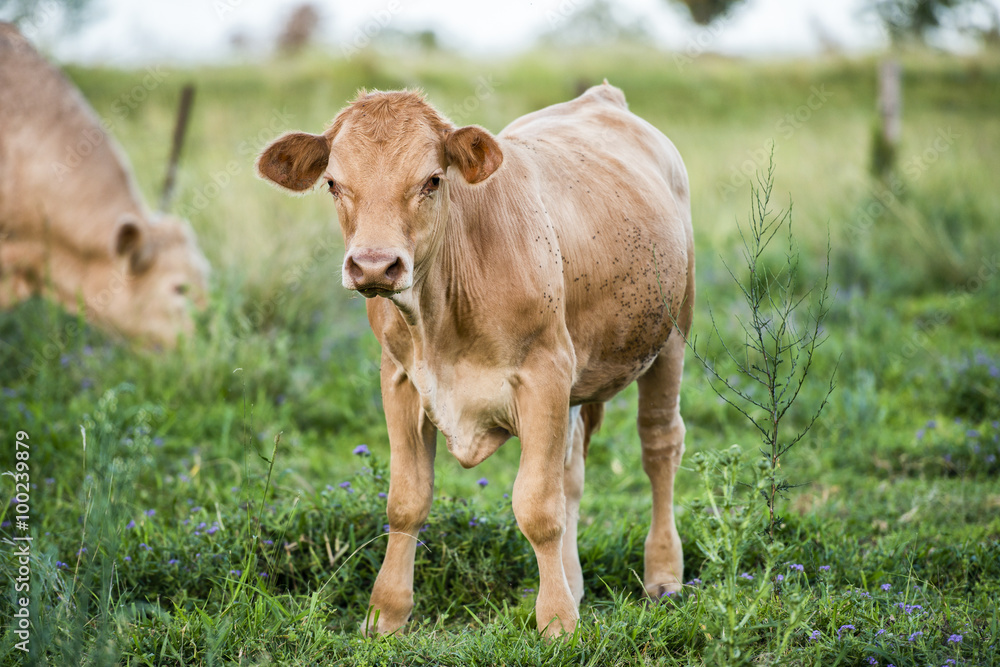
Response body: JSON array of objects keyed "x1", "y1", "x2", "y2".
[
  {"x1": 257, "y1": 90, "x2": 502, "y2": 300},
  {"x1": 97, "y1": 213, "x2": 210, "y2": 347}
]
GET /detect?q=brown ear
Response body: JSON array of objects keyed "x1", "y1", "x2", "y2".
[
  {"x1": 256, "y1": 132, "x2": 331, "y2": 192},
  {"x1": 443, "y1": 126, "x2": 503, "y2": 185},
  {"x1": 113, "y1": 216, "x2": 155, "y2": 274}
]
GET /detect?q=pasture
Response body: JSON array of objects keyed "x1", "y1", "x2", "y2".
[{"x1": 1, "y1": 45, "x2": 999, "y2": 665}]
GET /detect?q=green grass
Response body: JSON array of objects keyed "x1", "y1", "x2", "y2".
[{"x1": 1, "y1": 45, "x2": 1000, "y2": 665}]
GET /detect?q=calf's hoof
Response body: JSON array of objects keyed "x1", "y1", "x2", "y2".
[
  {"x1": 535, "y1": 593, "x2": 579, "y2": 638},
  {"x1": 644, "y1": 577, "x2": 683, "y2": 601},
  {"x1": 360, "y1": 601, "x2": 412, "y2": 637}
]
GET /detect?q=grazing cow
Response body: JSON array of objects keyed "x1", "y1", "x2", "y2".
[
  {"x1": 0, "y1": 23, "x2": 209, "y2": 347},
  {"x1": 257, "y1": 83, "x2": 694, "y2": 636}
]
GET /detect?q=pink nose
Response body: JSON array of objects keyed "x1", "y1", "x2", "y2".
[{"x1": 344, "y1": 248, "x2": 407, "y2": 295}]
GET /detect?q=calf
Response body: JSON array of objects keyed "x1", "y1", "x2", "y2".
[
  {"x1": 258, "y1": 83, "x2": 694, "y2": 636},
  {"x1": 0, "y1": 23, "x2": 208, "y2": 347}
]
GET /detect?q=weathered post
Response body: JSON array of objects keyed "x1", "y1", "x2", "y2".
[
  {"x1": 160, "y1": 83, "x2": 196, "y2": 212},
  {"x1": 871, "y1": 59, "x2": 901, "y2": 178}
]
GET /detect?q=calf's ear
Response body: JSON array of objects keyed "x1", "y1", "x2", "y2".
[
  {"x1": 256, "y1": 132, "x2": 331, "y2": 193},
  {"x1": 444, "y1": 126, "x2": 503, "y2": 185},
  {"x1": 113, "y1": 215, "x2": 155, "y2": 275}
]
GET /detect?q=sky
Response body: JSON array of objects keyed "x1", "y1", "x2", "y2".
[{"x1": 8, "y1": 0, "x2": 996, "y2": 65}]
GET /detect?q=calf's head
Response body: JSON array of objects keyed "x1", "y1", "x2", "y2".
[
  {"x1": 256, "y1": 90, "x2": 502, "y2": 299},
  {"x1": 98, "y1": 214, "x2": 210, "y2": 347}
]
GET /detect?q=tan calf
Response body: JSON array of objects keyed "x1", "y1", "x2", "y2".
[
  {"x1": 0, "y1": 23, "x2": 208, "y2": 347},
  {"x1": 258, "y1": 83, "x2": 694, "y2": 636}
]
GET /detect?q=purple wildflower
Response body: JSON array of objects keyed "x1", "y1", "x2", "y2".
[
  {"x1": 383, "y1": 524, "x2": 390, "y2": 532},
  {"x1": 926, "y1": 420, "x2": 937, "y2": 428},
  {"x1": 967, "y1": 430, "x2": 981, "y2": 438},
  {"x1": 353, "y1": 444, "x2": 370, "y2": 456},
  {"x1": 378, "y1": 492, "x2": 387, "y2": 498},
  {"x1": 168, "y1": 559, "x2": 179, "y2": 565},
  {"x1": 819, "y1": 565, "x2": 831, "y2": 572},
  {"x1": 881, "y1": 583, "x2": 891, "y2": 591},
  {"x1": 230, "y1": 569, "x2": 241, "y2": 576},
  {"x1": 775, "y1": 574, "x2": 784, "y2": 582},
  {"x1": 123, "y1": 556, "x2": 131, "y2": 562},
  {"x1": 808, "y1": 630, "x2": 820, "y2": 641},
  {"x1": 144, "y1": 509, "x2": 156, "y2": 517},
  {"x1": 837, "y1": 624, "x2": 855, "y2": 638},
  {"x1": 947, "y1": 634, "x2": 963, "y2": 643},
  {"x1": 477, "y1": 477, "x2": 489, "y2": 487},
  {"x1": 126, "y1": 520, "x2": 136, "y2": 529},
  {"x1": 339, "y1": 481, "x2": 353, "y2": 493},
  {"x1": 916, "y1": 429, "x2": 925, "y2": 440},
  {"x1": 740, "y1": 572, "x2": 754, "y2": 580},
  {"x1": 908, "y1": 631, "x2": 923, "y2": 641},
  {"x1": 867, "y1": 657, "x2": 878, "y2": 666},
  {"x1": 789, "y1": 563, "x2": 804, "y2": 572},
  {"x1": 56, "y1": 561, "x2": 68, "y2": 568}
]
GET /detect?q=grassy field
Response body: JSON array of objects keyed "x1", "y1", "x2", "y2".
[{"x1": 1, "y1": 44, "x2": 999, "y2": 665}]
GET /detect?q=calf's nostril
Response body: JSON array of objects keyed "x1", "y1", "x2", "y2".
[
  {"x1": 346, "y1": 256, "x2": 364, "y2": 283},
  {"x1": 385, "y1": 257, "x2": 402, "y2": 282}
]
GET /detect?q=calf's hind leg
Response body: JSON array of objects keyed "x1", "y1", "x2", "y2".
[
  {"x1": 636, "y1": 330, "x2": 688, "y2": 598},
  {"x1": 561, "y1": 403, "x2": 604, "y2": 605}
]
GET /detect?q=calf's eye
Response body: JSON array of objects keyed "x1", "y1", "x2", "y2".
[
  {"x1": 327, "y1": 179, "x2": 341, "y2": 198},
  {"x1": 421, "y1": 175, "x2": 441, "y2": 196}
]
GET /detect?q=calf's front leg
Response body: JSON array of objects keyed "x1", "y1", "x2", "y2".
[
  {"x1": 513, "y1": 380, "x2": 577, "y2": 637},
  {"x1": 364, "y1": 357, "x2": 437, "y2": 635}
]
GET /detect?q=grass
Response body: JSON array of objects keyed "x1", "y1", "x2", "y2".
[{"x1": 1, "y1": 44, "x2": 999, "y2": 665}]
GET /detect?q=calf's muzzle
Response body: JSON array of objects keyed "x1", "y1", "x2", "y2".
[{"x1": 344, "y1": 248, "x2": 410, "y2": 298}]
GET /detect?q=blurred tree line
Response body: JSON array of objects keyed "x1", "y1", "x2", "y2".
[{"x1": 672, "y1": 0, "x2": 998, "y2": 45}]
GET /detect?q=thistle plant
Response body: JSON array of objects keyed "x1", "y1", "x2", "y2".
[{"x1": 688, "y1": 158, "x2": 837, "y2": 544}]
